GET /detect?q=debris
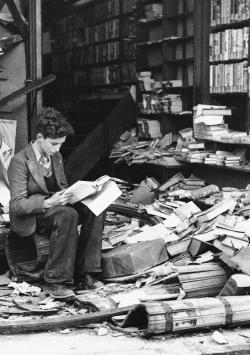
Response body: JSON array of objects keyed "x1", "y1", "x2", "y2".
[
  {"x1": 122, "y1": 296, "x2": 250, "y2": 335},
  {"x1": 8, "y1": 282, "x2": 41, "y2": 296},
  {"x1": 60, "y1": 328, "x2": 71, "y2": 334},
  {"x1": 97, "y1": 327, "x2": 108, "y2": 336},
  {"x1": 212, "y1": 330, "x2": 228, "y2": 345}
]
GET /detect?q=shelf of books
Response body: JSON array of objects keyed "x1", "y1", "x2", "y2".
[
  {"x1": 44, "y1": 0, "x2": 137, "y2": 101},
  {"x1": 209, "y1": 0, "x2": 250, "y2": 132},
  {"x1": 135, "y1": 0, "x2": 194, "y2": 140},
  {"x1": 174, "y1": 103, "x2": 250, "y2": 174}
]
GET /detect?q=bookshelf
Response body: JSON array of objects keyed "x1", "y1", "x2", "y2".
[
  {"x1": 163, "y1": 0, "x2": 195, "y2": 111},
  {"x1": 208, "y1": 0, "x2": 250, "y2": 132},
  {"x1": 136, "y1": 1, "x2": 164, "y2": 81},
  {"x1": 43, "y1": 0, "x2": 137, "y2": 158},
  {"x1": 43, "y1": 0, "x2": 137, "y2": 99}
]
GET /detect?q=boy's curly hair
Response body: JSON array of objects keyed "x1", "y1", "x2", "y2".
[{"x1": 36, "y1": 107, "x2": 75, "y2": 138}]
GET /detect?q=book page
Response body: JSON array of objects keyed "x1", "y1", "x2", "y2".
[
  {"x1": 65, "y1": 180, "x2": 97, "y2": 204},
  {"x1": 81, "y1": 180, "x2": 121, "y2": 216}
]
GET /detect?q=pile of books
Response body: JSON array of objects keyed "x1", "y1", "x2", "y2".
[
  {"x1": 194, "y1": 105, "x2": 250, "y2": 143},
  {"x1": 194, "y1": 104, "x2": 228, "y2": 140}
]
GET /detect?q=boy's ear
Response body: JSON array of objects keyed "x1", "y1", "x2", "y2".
[{"x1": 36, "y1": 133, "x2": 44, "y2": 141}]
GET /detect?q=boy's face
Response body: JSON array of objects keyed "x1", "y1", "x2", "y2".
[{"x1": 36, "y1": 133, "x2": 66, "y2": 156}]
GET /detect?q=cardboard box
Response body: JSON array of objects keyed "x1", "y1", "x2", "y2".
[{"x1": 102, "y1": 239, "x2": 168, "y2": 278}]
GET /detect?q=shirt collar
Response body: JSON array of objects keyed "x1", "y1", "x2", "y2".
[{"x1": 31, "y1": 141, "x2": 50, "y2": 162}]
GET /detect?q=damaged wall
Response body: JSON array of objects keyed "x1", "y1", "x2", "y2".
[{"x1": 0, "y1": 0, "x2": 28, "y2": 152}]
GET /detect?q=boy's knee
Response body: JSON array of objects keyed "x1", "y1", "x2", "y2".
[{"x1": 54, "y1": 206, "x2": 79, "y2": 224}]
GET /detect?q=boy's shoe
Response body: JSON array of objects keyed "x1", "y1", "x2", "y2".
[
  {"x1": 75, "y1": 273, "x2": 104, "y2": 291},
  {"x1": 44, "y1": 283, "x2": 75, "y2": 299}
]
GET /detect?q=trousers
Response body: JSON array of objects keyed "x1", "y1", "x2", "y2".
[{"x1": 36, "y1": 203, "x2": 104, "y2": 284}]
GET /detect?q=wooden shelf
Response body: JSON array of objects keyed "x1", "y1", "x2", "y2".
[
  {"x1": 137, "y1": 17, "x2": 163, "y2": 25},
  {"x1": 164, "y1": 35, "x2": 193, "y2": 43},
  {"x1": 188, "y1": 162, "x2": 250, "y2": 173},
  {"x1": 197, "y1": 137, "x2": 250, "y2": 147},
  {"x1": 165, "y1": 11, "x2": 194, "y2": 20},
  {"x1": 165, "y1": 58, "x2": 194, "y2": 64},
  {"x1": 209, "y1": 58, "x2": 248, "y2": 64},
  {"x1": 137, "y1": 39, "x2": 163, "y2": 46},
  {"x1": 210, "y1": 92, "x2": 248, "y2": 96},
  {"x1": 83, "y1": 37, "x2": 120, "y2": 47},
  {"x1": 210, "y1": 19, "x2": 250, "y2": 33}
]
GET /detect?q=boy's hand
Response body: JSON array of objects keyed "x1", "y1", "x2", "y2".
[{"x1": 43, "y1": 190, "x2": 72, "y2": 209}]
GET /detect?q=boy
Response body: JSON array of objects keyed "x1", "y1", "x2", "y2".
[{"x1": 8, "y1": 107, "x2": 104, "y2": 298}]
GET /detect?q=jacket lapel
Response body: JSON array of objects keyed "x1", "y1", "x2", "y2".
[{"x1": 25, "y1": 143, "x2": 48, "y2": 193}]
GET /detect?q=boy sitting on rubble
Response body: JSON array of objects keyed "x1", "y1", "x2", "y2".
[{"x1": 8, "y1": 107, "x2": 104, "y2": 299}]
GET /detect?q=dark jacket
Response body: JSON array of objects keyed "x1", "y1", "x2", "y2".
[{"x1": 8, "y1": 142, "x2": 68, "y2": 237}]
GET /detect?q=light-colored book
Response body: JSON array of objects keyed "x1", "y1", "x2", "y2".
[{"x1": 63, "y1": 175, "x2": 122, "y2": 216}]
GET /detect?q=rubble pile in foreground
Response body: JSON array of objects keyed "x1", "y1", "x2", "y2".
[{"x1": 2, "y1": 172, "x2": 250, "y2": 336}]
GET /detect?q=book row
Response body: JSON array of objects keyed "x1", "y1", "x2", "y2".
[
  {"x1": 209, "y1": 27, "x2": 249, "y2": 61},
  {"x1": 210, "y1": 0, "x2": 250, "y2": 26},
  {"x1": 50, "y1": 0, "x2": 120, "y2": 36},
  {"x1": 140, "y1": 93, "x2": 183, "y2": 115},
  {"x1": 122, "y1": 0, "x2": 136, "y2": 14},
  {"x1": 53, "y1": 64, "x2": 136, "y2": 89},
  {"x1": 121, "y1": 62, "x2": 136, "y2": 83},
  {"x1": 209, "y1": 61, "x2": 248, "y2": 93},
  {"x1": 75, "y1": 41, "x2": 120, "y2": 66},
  {"x1": 89, "y1": 65, "x2": 120, "y2": 85},
  {"x1": 85, "y1": 19, "x2": 120, "y2": 45},
  {"x1": 123, "y1": 39, "x2": 136, "y2": 60}
]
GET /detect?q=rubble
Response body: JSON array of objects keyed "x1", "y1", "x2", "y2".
[{"x1": 3, "y1": 148, "x2": 250, "y2": 337}]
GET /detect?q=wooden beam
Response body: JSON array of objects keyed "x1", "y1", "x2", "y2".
[
  {"x1": 27, "y1": 0, "x2": 42, "y2": 139},
  {"x1": 0, "y1": 0, "x2": 6, "y2": 12},
  {"x1": 0, "y1": 74, "x2": 56, "y2": 108},
  {"x1": 0, "y1": 306, "x2": 132, "y2": 334},
  {"x1": 0, "y1": 34, "x2": 23, "y2": 49},
  {"x1": 5, "y1": 0, "x2": 28, "y2": 39}
]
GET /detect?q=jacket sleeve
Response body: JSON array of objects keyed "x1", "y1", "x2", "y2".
[{"x1": 8, "y1": 155, "x2": 45, "y2": 216}]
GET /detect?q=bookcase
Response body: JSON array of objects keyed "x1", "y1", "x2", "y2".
[
  {"x1": 135, "y1": 0, "x2": 195, "y2": 139},
  {"x1": 163, "y1": 0, "x2": 194, "y2": 110},
  {"x1": 43, "y1": 0, "x2": 137, "y2": 158},
  {"x1": 208, "y1": 0, "x2": 250, "y2": 132}
]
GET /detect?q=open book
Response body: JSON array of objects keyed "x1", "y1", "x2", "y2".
[{"x1": 63, "y1": 175, "x2": 122, "y2": 216}]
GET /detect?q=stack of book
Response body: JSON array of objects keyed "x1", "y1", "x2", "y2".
[
  {"x1": 204, "y1": 150, "x2": 245, "y2": 166},
  {"x1": 161, "y1": 94, "x2": 183, "y2": 114},
  {"x1": 144, "y1": 3, "x2": 163, "y2": 20},
  {"x1": 193, "y1": 104, "x2": 231, "y2": 140}
]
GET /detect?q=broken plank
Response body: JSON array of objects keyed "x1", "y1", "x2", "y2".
[
  {"x1": 0, "y1": 74, "x2": 55, "y2": 108},
  {"x1": 0, "y1": 306, "x2": 132, "y2": 334},
  {"x1": 0, "y1": 34, "x2": 23, "y2": 49}
]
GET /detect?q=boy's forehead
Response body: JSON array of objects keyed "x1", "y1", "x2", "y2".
[{"x1": 46, "y1": 136, "x2": 66, "y2": 144}]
